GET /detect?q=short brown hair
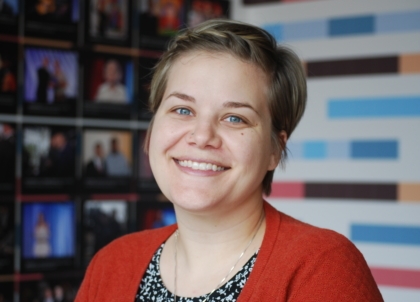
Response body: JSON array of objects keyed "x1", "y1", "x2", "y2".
[{"x1": 144, "y1": 19, "x2": 307, "y2": 196}]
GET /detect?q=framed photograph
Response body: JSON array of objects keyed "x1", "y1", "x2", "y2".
[
  {"x1": 82, "y1": 128, "x2": 133, "y2": 193},
  {"x1": 0, "y1": 0, "x2": 19, "y2": 35},
  {"x1": 138, "y1": 0, "x2": 186, "y2": 49},
  {"x1": 24, "y1": 47, "x2": 78, "y2": 116},
  {"x1": 186, "y1": 0, "x2": 230, "y2": 27},
  {"x1": 86, "y1": 0, "x2": 132, "y2": 46},
  {"x1": 21, "y1": 201, "x2": 77, "y2": 272},
  {"x1": 137, "y1": 198, "x2": 176, "y2": 230},
  {"x1": 82, "y1": 199, "x2": 132, "y2": 266},
  {"x1": 20, "y1": 276, "x2": 81, "y2": 302},
  {"x1": 22, "y1": 125, "x2": 76, "y2": 194},
  {"x1": 0, "y1": 42, "x2": 18, "y2": 114},
  {"x1": 0, "y1": 200, "x2": 14, "y2": 274},
  {"x1": 0, "y1": 123, "x2": 15, "y2": 194},
  {"x1": 138, "y1": 57, "x2": 158, "y2": 120},
  {"x1": 24, "y1": 0, "x2": 79, "y2": 40},
  {"x1": 83, "y1": 54, "x2": 134, "y2": 119}
]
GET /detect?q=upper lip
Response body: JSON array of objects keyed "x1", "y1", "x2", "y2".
[{"x1": 173, "y1": 157, "x2": 230, "y2": 169}]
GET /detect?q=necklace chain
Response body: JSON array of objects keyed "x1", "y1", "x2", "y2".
[{"x1": 173, "y1": 212, "x2": 265, "y2": 302}]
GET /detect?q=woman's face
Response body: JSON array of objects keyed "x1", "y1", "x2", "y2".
[{"x1": 148, "y1": 51, "x2": 278, "y2": 213}]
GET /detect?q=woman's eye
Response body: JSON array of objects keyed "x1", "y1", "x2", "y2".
[
  {"x1": 175, "y1": 108, "x2": 192, "y2": 115},
  {"x1": 226, "y1": 116, "x2": 243, "y2": 123}
]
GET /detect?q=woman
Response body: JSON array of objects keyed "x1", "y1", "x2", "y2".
[{"x1": 76, "y1": 20, "x2": 383, "y2": 301}]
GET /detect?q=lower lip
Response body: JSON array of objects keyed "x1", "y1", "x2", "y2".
[{"x1": 174, "y1": 159, "x2": 226, "y2": 176}]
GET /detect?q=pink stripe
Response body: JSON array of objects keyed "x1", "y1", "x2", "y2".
[
  {"x1": 19, "y1": 195, "x2": 70, "y2": 202},
  {"x1": 370, "y1": 267, "x2": 420, "y2": 289},
  {"x1": 269, "y1": 182, "x2": 305, "y2": 198}
]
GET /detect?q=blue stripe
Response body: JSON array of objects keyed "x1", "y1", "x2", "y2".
[
  {"x1": 303, "y1": 141, "x2": 327, "y2": 159},
  {"x1": 351, "y1": 140, "x2": 398, "y2": 159},
  {"x1": 329, "y1": 16, "x2": 375, "y2": 36},
  {"x1": 351, "y1": 224, "x2": 420, "y2": 246},
  {"x1": 262, "y1": 24, "x2": 283, "y2": 42},
  {"x1": 376, "y1": 10, "x2": 420, "y2": 33},
  {"x1": 283, "y1": 20, "x2": 328, "y2": 41},
  {"x1": 328, "y1": 97, "x2": 420, "y2": 118}
]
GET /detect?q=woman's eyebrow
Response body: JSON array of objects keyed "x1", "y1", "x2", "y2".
[
  {"x1": 166, "y1": 92, "x2": 196, "y2": 102},
  {"x1": 223, "y1": 101, "x2": 260, "y2": 116}
]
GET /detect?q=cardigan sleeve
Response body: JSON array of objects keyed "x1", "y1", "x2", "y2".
[
  {"x1": 75, "y1": 250, "x2": 102, "y2": 302},
  {"x1": 288, "y1": 239, "x2": 384, "y2": 302}
]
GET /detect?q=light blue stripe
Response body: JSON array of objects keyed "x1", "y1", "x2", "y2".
[
  {"x1": 303, "y1": 141, "x2": 327, "y2": 159},
  {"x1": 376, "y1": 10, "x2": 420, "y2": 33},
  {"x1": 351, "y1": 224, "x2": 420, "y2": 246},
  {"x1": 262, "y1": 23, "x2": 283, "y2": 42},
  {"x1": 328, "y1": 97, "x2": 420, "y2": 118},
  {"x1": 351, "y1": 140, "x2": 398, "y2": 159},
  {"x1": 283, "y1": 20, "x2": 328, "y2": 41},
  {"x1": 329, "y1": 15, "x2": 375, "y2": 36},
  {"x1": 327, "y1": 141, "x2": 350, "y2": 159}
]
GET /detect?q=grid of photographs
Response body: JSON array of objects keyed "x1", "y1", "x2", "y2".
[{"x1": 0, "y1": 0, "x2": 229, "y2": 298}]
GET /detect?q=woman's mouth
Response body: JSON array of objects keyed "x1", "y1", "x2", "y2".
[{"x1": 175, "y1": 159, "x2": 228, "y2": 171}]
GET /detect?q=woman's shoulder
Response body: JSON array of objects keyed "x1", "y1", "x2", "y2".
[
  {"x1": 254, "y1": 203, "x2": 383, "y2": 301},
  {"x1": 95, "y1": 225, "x2": 177, "y2": 261},
  {"x1": 265, "y1": 202, "x2": 355, "y2": 252}
]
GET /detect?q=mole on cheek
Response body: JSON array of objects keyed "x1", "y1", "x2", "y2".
[{"x1": 241, "y1": 133, "x2": 244, "y2": 135}]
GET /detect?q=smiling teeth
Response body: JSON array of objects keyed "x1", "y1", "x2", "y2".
[{"x1": 178, "y1": 160, "x2": 225, "y2": 171}]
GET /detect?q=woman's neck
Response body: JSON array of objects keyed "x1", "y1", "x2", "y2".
[{"x1": 160, "y1": 199, "x2": 266, "y2": 298}]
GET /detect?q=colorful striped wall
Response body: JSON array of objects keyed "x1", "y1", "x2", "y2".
[{"x1": 238, "y1": 0, "x2": 420, "y2": 300}]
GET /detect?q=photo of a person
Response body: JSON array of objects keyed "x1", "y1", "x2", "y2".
[
  {"x1": 158, "y1": 0, "x2": 182, "y2": 35},
  {"x1": 52, "y1": 60, "x2": 68, "y2": 102},
  {"x1": 20, "y1": 279, "x2": 80, "y2": 302},
  {"x1": 139, "y1": 0, "x2": 183, "y2": 36},
  {"x1": 33, "y1": 212, "x2": 51, "y2": 258},
  {"x1": 106, "y1": 137, "x2": 130, "y2": 176},
  {"x1": 23, "y1": 127, "x2": 76, "y2": 178},
  {"x1": 40, "y1": 131, "x2": 75, "y2": 177},
  {"x1": 83, "y1": 129, "x2": 132, "y2": 178},
  {"x1": 95, "y1": 59, "x2": 128, "y2": 103},
  {"x1": 36, "y1": 57, "x2": 51, "y2": 103},
  {"x1": 83, "y1": 200, "x2": 128, "y2": 266},
  {"x1": 85, "y1": 143, "x2": 107, "y2": 177},
  {"x1": 25, "y1": 48, "x2": 78, "y2": 104},
  {"x1": 89, "y1": 0, "x2": 128, "y2": 41},
  {"x1": 22, "y1": 202, "x2": 75, "y2": 259},
  {"x1": 188, "y1": 0, "x2": 228, "y2": 27}
]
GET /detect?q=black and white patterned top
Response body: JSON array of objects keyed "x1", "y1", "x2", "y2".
[{"x1": 135, "y1": 243, "x2": 258, "y2": 302}]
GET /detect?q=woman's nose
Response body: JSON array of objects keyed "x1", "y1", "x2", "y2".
[{"x1": 186, "y1": 119, "x2": 222, "y2": 149}]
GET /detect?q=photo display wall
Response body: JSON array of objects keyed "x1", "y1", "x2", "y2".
[{"x1": 0, "y1": 0, "x2": 230, "y2": 300}]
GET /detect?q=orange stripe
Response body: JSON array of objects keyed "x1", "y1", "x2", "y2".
[
  {"x1": 399, "y1": 54, "x2": 420, "y2": 74},
  {"x1": 398, "y1": 183, "x2": 420, "y2": 202}
]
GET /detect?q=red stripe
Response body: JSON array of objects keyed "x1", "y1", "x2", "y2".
[
  {"x1": 370, "y1": 267, "x2": 420, "y2": 289},
  {"x1": 90, "y1": 193, "x2": 138, "y2": 201},
  {"x1": 15, "y1": 273, "x2": 43, "y2": 282},
  {"x1": 19, "y1": 195, "x2": 70, "y2": 202},
  {"x1": 269, "y1": 182, "x2": 305, "y2": 198}
]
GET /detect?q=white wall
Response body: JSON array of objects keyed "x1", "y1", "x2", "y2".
[{"x1": 232, "y1": 0, "x2": 420, "y2": 301}]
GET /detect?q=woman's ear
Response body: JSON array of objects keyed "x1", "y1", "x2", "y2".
[{"x1": 268, "y1": 130, "x2": 288, "y2": 171}]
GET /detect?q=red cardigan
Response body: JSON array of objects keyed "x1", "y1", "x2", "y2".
[{"x1": 76, "y1": 202, "x2": 383, "y2": 301}]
